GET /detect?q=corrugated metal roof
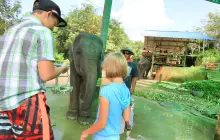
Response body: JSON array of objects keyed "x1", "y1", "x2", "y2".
[{"x1": 141, "y1": 30, "x2": 215, "y2": 40}]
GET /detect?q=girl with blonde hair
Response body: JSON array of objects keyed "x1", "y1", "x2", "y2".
[{"x1": 80, "y1": 52, "x2": 131, "y2": 140}]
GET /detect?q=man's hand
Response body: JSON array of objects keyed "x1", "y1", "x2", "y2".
[
  {"x1": 38, "y1": 61, "x2": 69, "y2": 81},
  {"x1": 61, "y1": 62, "x2": 69, "y2": 74},
  {"x1": 130, "y1": 88, "x2": 134, "y2": 94}
]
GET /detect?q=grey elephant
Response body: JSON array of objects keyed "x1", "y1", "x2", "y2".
[
  {"x1": 66, "y1": 32, "x2": 103, "y2": 125},
  {"x1": 138, "y1": 56, "x2": 152, "y2": 79}
]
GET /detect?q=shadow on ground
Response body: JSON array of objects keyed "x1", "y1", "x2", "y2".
[{"x1": 46, "y1": 89, "x2": 216, "y2": 140}]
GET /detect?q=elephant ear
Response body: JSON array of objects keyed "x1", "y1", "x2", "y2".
[
  {"x1": 97, "y1": 48, "x2": 104, "y2": 78},
  {"x1": 100, "y1": 49, "x2": 105, "y2": 63},
  {"x1": 69, "y1": 33, "x2": 81, "y2": 61},
  {"x1": 97, "y1": 37, "x2": 105, "y2": 78}
]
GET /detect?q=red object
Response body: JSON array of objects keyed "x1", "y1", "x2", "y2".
[
  {"x1": 0, "y1": 92, "x2": 54, "y2": 140},
  {"x1": 127, "y1": 58, "x2": 133, "y2": 62}
]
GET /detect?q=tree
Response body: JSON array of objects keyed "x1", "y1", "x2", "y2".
[
  {"x1": 130, "y1": 41, "x2": 144, "y2": 60},
  {"x1": 0, "y1": 0, "x2": 21, "y2": 35},
  {"x1": 195, "y1": 11, "x2": 220, "y2": 51},
  {"x1": 54, "y1": 3, "x2": 102, "y2": 58},
  {"x1": 54, "y1": 3, "x2": 144, "y2": 59},
  {"x1": 106, "y1": 18, "x2": 132, "y2": 52}
]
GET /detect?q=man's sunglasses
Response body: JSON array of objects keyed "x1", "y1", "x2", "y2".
[{"x1": 123, "y1": 51, "x2": 131, "y2": 55}]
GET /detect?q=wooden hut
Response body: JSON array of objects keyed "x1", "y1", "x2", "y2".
[{"x1": 140, "y1": 30, "x2": 215, "y2": 78}]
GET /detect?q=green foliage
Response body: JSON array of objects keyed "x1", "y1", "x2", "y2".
[
  {"x1": 54, "y1": 3, "x2": 102, "y2": 58},
  {"x1": 96, "y1": 78, "x2": 102, "y2": 86},
  {"x1": 51, "y1": 85, "x2": 73, "y2": 94},
  {"x1": 54, "y1": 53, "x2": 70, "y2": 64},
  {"x1": 0, "y1": 0, "x2": 21, "y2": 35},
  {"x1": 206, "y1": 0, "x2": 220, "y2": 4},
  {"x1": 54, "y1": 3, "x2": 143, "y2": 60},
  {"x1": 181, "y1": 80, "x2": 220, "y2": 101},
  {"x1": 203, "y1": 12, "x2": 220, "y2": 39},
  {"x1": 196, "y1": 49, "x2": 220, "y2": 65},
  {"x1": 134, "y1": 83, "x2": 220, "y2": 119},
  {"x1": 152, "y1": 81, "x2": 190, "y2": 92},
  {"x1": 130, "y1": 41, "x2": 143, "y2": 60},
  {"x1": 108, "y1": 19, "x2": 129, "y2": 49},
  {"x1": 207, "y1": 69, "x2": 220, "y2": 81},
  {"x1": 55, "y1": 53, "x2": 65, "y2": 62},
  {"x1": 195, "y1": 11, "x2": 220, "y2": 51}
]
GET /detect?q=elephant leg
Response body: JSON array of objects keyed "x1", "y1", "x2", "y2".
[
  {"x1": 140, "y1": 67, "x2": 145, "y2": 79},
  {"x1": 214, "y1": 112, "x2": 220, "y2": 140},
  {"x1": 145, "y1": 65, "x2": 151, "y2": 79},
  {"x1": 66, "y1": 60, "x2": 81, "y2": 120},
  {"x1": 78, "y1": 72, "x2": 97, "y2": 126}
]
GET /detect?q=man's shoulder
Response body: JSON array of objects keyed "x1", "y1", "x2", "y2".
[
  {"x1": 22, "y1": 15, "x2": 52, "y2": 34},
  {"x1": 128, "y1": 62, "x2": 138, "y2": 67},
  {"x1": 5, "y1": 18, "x2": 52, "y2": 37},
  {"x1": 29, "y1": 24, "x2": 52, "y2": 35}
]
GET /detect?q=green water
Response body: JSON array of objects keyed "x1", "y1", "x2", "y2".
[{"x1": 46, "y1": 90, "x2": 216, "y2": 140}]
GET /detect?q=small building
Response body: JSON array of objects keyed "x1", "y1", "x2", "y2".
[{"x1": 140, "y1": 30, "x2": 215, "y2": 78}]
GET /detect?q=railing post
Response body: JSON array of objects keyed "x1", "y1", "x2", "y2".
[
  {"x1": 55, "y1": 77, "x2": 58, "y2": 86},
  {"x1": 159, "y1": 74, "x2": 162, "y2": 82}
]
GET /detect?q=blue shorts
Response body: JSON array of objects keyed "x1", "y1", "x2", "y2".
[{"x1": 93, "y1": 134, "x2": 120, "y2": 140}]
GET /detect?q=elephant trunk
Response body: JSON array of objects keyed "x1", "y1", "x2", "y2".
[{"x1": 80, "y1": 58, "x2": 99, "y2": 116}]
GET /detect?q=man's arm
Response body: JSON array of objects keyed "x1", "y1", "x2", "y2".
[
  {"x1": 130, "y1": 77, "x2": 138, "y2": 94},
  {"x1": 130, "y1": 62, "x2": 139, "y2": 94},
  {"x1": 37, "y1": 30, "x2": 68, "y2": 81},
  {"x1": 38, "y1": 61, "x2": 68, "y2": 81}
]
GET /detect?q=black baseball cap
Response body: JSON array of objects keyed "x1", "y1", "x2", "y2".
[{"x1": 33, "y1": 0, "x2": 67, "y2": 27}]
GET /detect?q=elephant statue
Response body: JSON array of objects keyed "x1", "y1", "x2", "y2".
[
  {"x1": 66, "y1": 32, "x2": 103, "y2": 125},
  {"x1": 138, "y1": 56, "x2": 152, "y2": 79},
  {"x1": 214, "y1": 112, "x2": 220, "y2": 140}
]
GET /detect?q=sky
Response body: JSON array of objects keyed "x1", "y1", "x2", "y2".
[{"x1": 21, "y1": 0, "x2": 220, "y2": 41}]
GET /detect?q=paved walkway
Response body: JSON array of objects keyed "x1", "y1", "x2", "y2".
[
  {"x1": 46, "y1": 77, "x2": 216, "y2": 140},
  {"x1": 46, "y1": 91, "x2": 216, "y2": 140}
]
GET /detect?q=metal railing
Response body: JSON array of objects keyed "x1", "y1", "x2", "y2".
[{"x1": 46, "y1": 64, "x2": 70, "y2": 88}]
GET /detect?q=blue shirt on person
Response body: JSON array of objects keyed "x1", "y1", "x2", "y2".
[{"x1": 94, "y1": 83, "x2": 130, "y2": 138}]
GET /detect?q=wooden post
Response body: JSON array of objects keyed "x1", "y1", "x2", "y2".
[
  {"x1": 159, "y1": 74, "x2": 162, "y2": 82},
  {"x1": 183, "y1": 42, "x2": 187, "y2": 67},
  {"x1": 149, "y1": 39, "x2": 156, "y2": 79}
]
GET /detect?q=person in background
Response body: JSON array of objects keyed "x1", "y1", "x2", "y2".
[
  {"x1": 80, "y1": 52, "x2": 130, "y2": 140},
  {"x1": 0, "y1": 0, "x2": 68, "y2": 139},
  {"x1": 120, "y1": 48, "x2": 139, "y2": 130}
]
